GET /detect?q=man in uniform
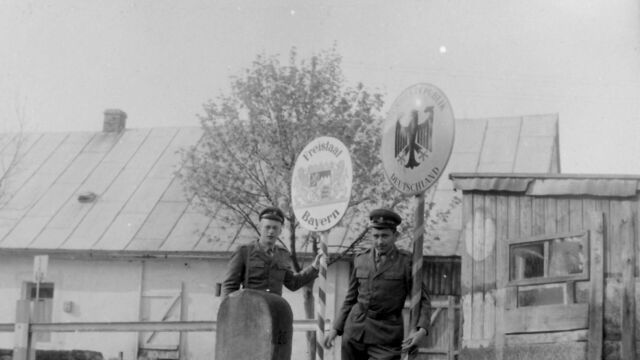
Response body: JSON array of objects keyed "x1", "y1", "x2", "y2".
[
  {"x1": 324, "y1": 208, "x2": 431, "y2": 359},
  {"x1": 221, "y1": 206, "x2": 324, "y2": 297}
]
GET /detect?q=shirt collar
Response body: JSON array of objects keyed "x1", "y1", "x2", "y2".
[
  {"x1": 375, "y1": 246, "x2": 397, "y2": 259},
  {"x1": 256, "y1": 239, "x2": 275, "y2": 253}
]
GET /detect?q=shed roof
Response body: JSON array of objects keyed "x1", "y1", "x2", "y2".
[
  {"x1": 450, "y1": 173, "x2": 640, "y2": 197},
  {"x1": 0, "y1": 113, "x2": 559, "y2": 258}
]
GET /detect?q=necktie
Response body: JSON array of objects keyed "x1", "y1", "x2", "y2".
[{"x1": 266, "y1": 248, "x2": 274, "y2": 257}]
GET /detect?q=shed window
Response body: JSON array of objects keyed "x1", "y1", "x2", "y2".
[
  {"x1": 509, "y1": 233, "x2": 588, "y2": 285},
  {"x1": 548, "y1": 236, "x2": 586, "y2": 276},
  {"x1": 517, "y1": 283, "x2": 564, "y2": 307},
  {"x1": 510, "y1": 243, "x2": 544, "y2": 280},
  {"x1": 507, "y1": 232, "x2": 589, "y2": 307}
]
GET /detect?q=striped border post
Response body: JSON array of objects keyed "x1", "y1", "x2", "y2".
[
  {"x1": 316, "y1": 231, "x2": 329, "y2": 360},
  {"x1": 404, "y1": 192, "x2": 426, "y2": 360}
]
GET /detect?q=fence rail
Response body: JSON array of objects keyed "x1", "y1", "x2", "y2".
[
  {"x1": 0, "y1": 319, "x2": 325, "y2": 333},
  {"x1": 5, "y1": 296, "x2": 460, "y2": 360},
  {"x1": 0, "y1": 301, "x2": 458, "y2": 334}
]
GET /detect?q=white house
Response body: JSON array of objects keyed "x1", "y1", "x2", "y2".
[{"x1": 0, "y1": 111, "x2": 558, "y2": 360}]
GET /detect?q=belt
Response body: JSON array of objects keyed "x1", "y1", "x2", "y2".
[{"x1": 359, "y1": 303, "x2": 399, "y2": 321}]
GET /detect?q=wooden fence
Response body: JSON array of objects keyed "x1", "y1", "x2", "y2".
[
  {"x1": 2, "y1": 296, "x2": 460, "y2": 360},
  {"x1": 416, "y1": 296, "x2": 461, "y2": 360}
]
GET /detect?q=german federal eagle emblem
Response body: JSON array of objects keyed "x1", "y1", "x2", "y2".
[{"x1": 394, "y1": 106, "x2": 434, "y2": 169}]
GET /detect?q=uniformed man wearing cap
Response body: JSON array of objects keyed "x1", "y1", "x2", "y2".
[
  {"x1": 324, "y1": 208, "x2": 431, "y2": 360},
  {"x1": 221, "y1": 206, "x2": 325, "y2": 297}
]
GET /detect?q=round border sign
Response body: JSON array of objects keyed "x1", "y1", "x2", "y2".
[
  {"x1": 291, "y1": 137, "x2": 353, "y2": 232},
  {"x1": 381, "y1": 83, "x2": 455, "y2": 195}
]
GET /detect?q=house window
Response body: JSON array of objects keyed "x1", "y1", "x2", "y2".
[
  {"x1": 25, "y1": 282, "x2": 54, "y2": 342},
  {"x1": 27, "y1": 282, "x2": 54, "y2": 300},
  {"x1": 508, "y1": 232, "x2": 589, "y2": 306}
]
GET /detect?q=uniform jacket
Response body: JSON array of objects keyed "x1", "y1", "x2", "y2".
[
  {"x1": 221, "y1": 240, "x2": 319, "y2": 297},
  {"x1": 333, "y1": 246, "x2": 431, "y2": 346}
]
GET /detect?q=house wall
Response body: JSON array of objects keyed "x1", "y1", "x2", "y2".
[
  {"x1": 0, "y1": 254, "x2": 350, "y2": 360},
  {"x1": 0, "y1": 255, "x2": 142, "y2": 359},
  {"x1": 459, "y1": 192, "x2": 640, "y2": 359}
]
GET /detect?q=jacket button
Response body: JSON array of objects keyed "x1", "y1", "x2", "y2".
[{"x1": 266, "y1": 289, "x2": 271, "y2": 292}]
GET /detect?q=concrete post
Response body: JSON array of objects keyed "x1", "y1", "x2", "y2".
[{"x1": 13, "y1": 300, "x2": 30, "y2": 360}]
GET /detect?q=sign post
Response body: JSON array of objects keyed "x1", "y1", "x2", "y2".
[
  {"x1": 33, "y1": 255, "x2": 49, "y2": 302},
  {"x1": 291, "y1": 136, "x2": 353, "y2": 360},
  {"x1": 381, "y1": 83, "x2": 455, "y2": 358}
]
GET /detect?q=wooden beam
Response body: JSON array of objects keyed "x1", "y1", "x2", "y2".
[
  {"x1": 588, "y1": 212, "x2": 604, "y2": 360},
  {"x1": 569, "y1": 199, "x2": 583, "y2": 233},
  {"x1": 621, "y1": 206, "x2": 637, "y2": 360},
  {"x1": 505, "y1": 196, "x2": 519, "y2": 311},
  {"x1": 564, "y1": 281, "x2": 576, "y2": 305},
  {"x1": 28, "y1": 319, "x2": 327, "y2": 333},
  {"x1": 483, "y1": 195, "x2": 497, "y2": 342},
  {"x1": 461, "y1": 194, "x2": 473, "y2": 345},
  {"x1": 429, "y1": 308, "x2": 442, "y2": 325},
  {"x1": 506, "y1": 329, "x2": 588, "y2": 345},
  {"x1": 506, "y1": 273, "x2": 589, "y2": 287},
  {"x1": 532, "y1": 197, "x2": 546, "y2": 238},
  {"x1": 494, "y1": 195, "x2": 509, "y2": 360},
  {"x1": 145, "y1": 292, "x2": 181, "y2": 344},
  {"x1": 471, "y1": 193, "x2": 485, "y2": 341},
  {"x1": 179, "y1": 282, "x2": 186, "y2": 360},
  {"x1": 506, "y1": 230, "x2": 586, "y2": 245},
  {"x1": 447, "y1": 296, "x2": 456, "y2": 360}
]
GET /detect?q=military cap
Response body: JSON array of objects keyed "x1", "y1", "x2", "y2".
[
  {"x1": 259, "y1": 207, "x2": 285, "y2": 224},
  {"x1": 369, "y1": 208, "x2": 402, "y2": 229}
]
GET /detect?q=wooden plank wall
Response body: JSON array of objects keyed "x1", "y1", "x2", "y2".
[{"x1": 461, "y1": 191, "x2": 640, "y2": 359}]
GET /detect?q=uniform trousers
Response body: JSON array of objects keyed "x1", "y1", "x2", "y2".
[{"x1": 341, "y1": 337, "x2": 402, "y2": 360}]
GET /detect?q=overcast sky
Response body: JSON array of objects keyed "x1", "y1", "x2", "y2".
[{"x1": 1, "y1": 0, "x2": 639, "y2": 174}]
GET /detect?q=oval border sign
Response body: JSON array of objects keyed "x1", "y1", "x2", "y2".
[
  {"x1": 381, "y1": 83, "x2": 455, "y2": 195},
  {"x1": 291, "y1": 136, "x2": 353, "y2": 232}
]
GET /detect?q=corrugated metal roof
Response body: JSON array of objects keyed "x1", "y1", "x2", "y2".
[
  {"x1": 0, "y1": 113, "x2": 559, "y2": 257},
  {"x1": 450, "y1": 173, "x2": 640, "y2": 197}
]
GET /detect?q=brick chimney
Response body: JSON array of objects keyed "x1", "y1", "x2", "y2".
[{"x1": 103, "y1": 109, "x2": 127, "y2": 132}]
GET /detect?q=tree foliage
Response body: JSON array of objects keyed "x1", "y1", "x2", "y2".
[{"x1": 180, "y1": 47, "x2": 391, "y2": 257}]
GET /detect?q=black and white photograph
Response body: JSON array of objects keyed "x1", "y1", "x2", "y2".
[{"x1": 0, "y1": 1, "x2": 638, "y2": 359}]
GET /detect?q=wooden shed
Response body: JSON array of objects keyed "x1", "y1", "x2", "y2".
[{"x1": 450, "y1": 173, "x2": 640, "y2": 360}]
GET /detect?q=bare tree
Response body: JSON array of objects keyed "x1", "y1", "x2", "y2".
[{"x1": 0, "y1": 104, "x2": 28, "y2": 207}]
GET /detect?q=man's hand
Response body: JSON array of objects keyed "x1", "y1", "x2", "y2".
[
  {"x1": 312, "y1": 253, "x2": 327, "y2": 269},
  {"x1": 323, "y1": 329, "x2": 338, "y2": 349},
  {"x1": 401, "y1": 327, "x2": 427, "y2": 352}
]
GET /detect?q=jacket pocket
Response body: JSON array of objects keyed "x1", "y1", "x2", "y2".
[
  {"x1": 356, "y1": 269, "x2": 369, "y2": 279},
  {"x1": 248, "y1": 260, "x2": 265, "y2": 268},
  {"x1": 382, "y1": 272, "x2": 403, "y2": 280}
]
